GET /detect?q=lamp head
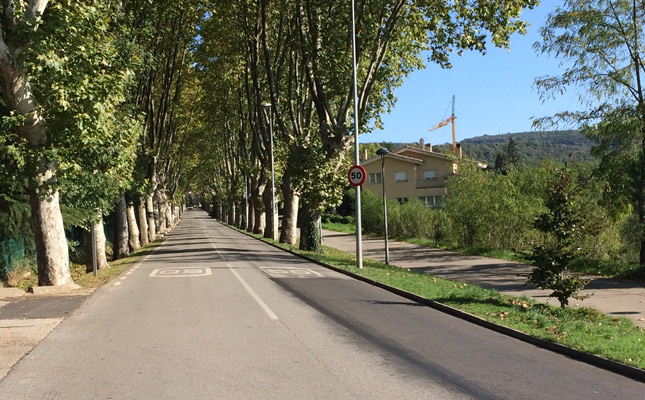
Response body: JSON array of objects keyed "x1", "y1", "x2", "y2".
[{"x1": 376, "y1": 147, "x2": 389, "y2": 156}]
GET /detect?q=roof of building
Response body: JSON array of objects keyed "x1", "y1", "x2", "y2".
[
  {"x1": 361, "y1": 151, "x2": 424, "y2": 166},
  {"x1": 394, "y1": 146, "x2": 454, "y2": 161}
]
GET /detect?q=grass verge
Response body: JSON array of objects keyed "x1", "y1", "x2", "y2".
[
  {"x1": 70, "y1": 241, "x2": 163, "y2": 289},
  {"x1": 241, "y1": 227, "x2": 645, "y2": 370}
]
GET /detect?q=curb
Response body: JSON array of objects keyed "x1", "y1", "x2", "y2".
[
  {"x1": 0, "y1": 287, "x2": 26, "y2": 299},
  {"x1": 224, "y1": 221, "x2": 645, "y2": 383},
  {"x1": 28, "y1": 283, "x2": 81, "y2": 295}
]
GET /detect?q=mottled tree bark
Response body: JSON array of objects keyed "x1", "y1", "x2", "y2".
[
  {"x1": 299, "y1": 204, "x2": 322, "y2": 253},
  {"x1": 137, "y1": 196, "x2": 149, "y2": 246},
  {"x1": 113, "y1": 194, "x2": 130, "y2": 260},
  {"x1": 280, "y1": 169, "x2": 299, "y2": 245},
  {"x1": 31, "y1": 188, "x2": 73, "y2": 285},
  {"x1": 85, "y1": 214, "x2": 109, "y2": 272},
  {"x1": 126, "y1": 200, "x2": 140, "y2": 252},
  {"x1": 146, "y1": 193, "x2": 156, "y2": 242}
]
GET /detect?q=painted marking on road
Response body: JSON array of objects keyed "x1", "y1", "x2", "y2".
[
  {"x1": 149, "y1": 267, "x2": 212, "y2": 278},
  {"x1": 120, "y1": 276, "x2": 128, "y2": 281},
  {"x1": 202, "y1": 227, "x2": 227, "y2": 261},
  {"x1": 126, "y1": 271, "x2": 133, "y2": 276},
  {"x1": 114, "y1": 282, "x2": 122, "y2": 286},
  {"x1": 260, "y1": 267, "x2": 324, "y2": 279},
  {"x1": 227, "y1": 263, "x2": 278, "y2": 320}
]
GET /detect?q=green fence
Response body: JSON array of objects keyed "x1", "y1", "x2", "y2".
[{"x1": 0, "y1": 236, "x2": 30, "y2": 280}]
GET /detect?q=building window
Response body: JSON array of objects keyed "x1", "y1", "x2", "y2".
[
  {"x1": 424, "y1": 169, "x2": 437, "y2": 180},
  {"x1": 418, "y1": 196, "x2": 444, "y2": 207},
  {"x1": 394, "y1": 171, "x2": 407, "y2": 182},
  {"x1": 368, "y1": 173, "x2": 381, "y2": 184},
  {"x1": 396, "y1": 197, "x2": 408, "y2": 204}
]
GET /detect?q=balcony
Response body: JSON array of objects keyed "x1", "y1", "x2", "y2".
[{"x1": 416, "y1": 178, "x2": 446, "y2": 189}]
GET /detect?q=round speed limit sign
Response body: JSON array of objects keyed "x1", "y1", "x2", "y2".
[{"x1": 348, "y1": 165, "x2": 367, "y2": 187}]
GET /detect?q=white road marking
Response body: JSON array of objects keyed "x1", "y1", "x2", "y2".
[
  {"x1": 120, "y1": 276, "x2": 128, "y2": 281},
  {"x1": 114, "y1": 282, "x2": 122, "y2": 286},
  {"x1": 202, "y1": 226, "x2": 278, "y2": 320},
  {"x1": 260, "y1": 267, "x2": 324, "y2": 278},
  {"x1": 227, "y1": 263, "x2": 278, "y2": 320},
  {"x1": 149, "y1": 267, "x2": 212, "y2": 278}
]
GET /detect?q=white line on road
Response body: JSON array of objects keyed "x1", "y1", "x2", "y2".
[
  {"x1": 201, "y1": 226, "x2": 278, "y2": 320},
  {"x1": 227, "y1": 263, "x2": 279, "y2": 320},
  {"x1": 114, "y1": 282, "x2": 122, "y2": 286}
]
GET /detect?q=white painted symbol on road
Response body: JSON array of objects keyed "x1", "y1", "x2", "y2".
[
  {"x1": 149, "y1": 267, "x2": 212, "y2": 278},
  {"x1": 260, "y1": 267, "x2": 324, "y2": 278}
]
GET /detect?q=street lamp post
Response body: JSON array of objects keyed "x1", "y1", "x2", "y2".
[
  {"x1": 261, "y1": 102, "x2": 277, "y2": 241},
  {"x1": 376, "y1": 147, "x2": 390, "y2": 264}
]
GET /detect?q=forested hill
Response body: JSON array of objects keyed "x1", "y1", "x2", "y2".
[{"x1": 458, "y1": 130, "x2": 596, "y2": 166}]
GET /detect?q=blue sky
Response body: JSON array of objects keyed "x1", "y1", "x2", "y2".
[{"x1": 364, "y1": 1, "x2": 582, "y2": 145}]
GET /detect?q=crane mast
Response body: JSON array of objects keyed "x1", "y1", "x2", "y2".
[{"x1": 428, "y1": 95, "x2": 457, "y2": 156}]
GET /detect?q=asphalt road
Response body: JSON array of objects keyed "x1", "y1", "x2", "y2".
[{"x1": 1, "y1": 211, "x2": 643, "y2": 399}]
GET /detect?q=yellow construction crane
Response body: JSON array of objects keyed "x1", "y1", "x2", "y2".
[{"x1": 428, "y1": 95, "x2": 457, "y2": 156}]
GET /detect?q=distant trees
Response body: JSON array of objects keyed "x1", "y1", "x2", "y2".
[{"x1": 534, "y1": 0, "x2": 645, "y2": 269}]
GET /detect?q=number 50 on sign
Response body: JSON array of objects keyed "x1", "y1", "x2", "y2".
[{"x1": 348, "y1": 165, "x2": 367, "y2": 187}]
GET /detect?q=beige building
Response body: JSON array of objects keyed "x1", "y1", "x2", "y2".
[{"x1": 361, "y1": 140, "x2": 484, "y2": 206}]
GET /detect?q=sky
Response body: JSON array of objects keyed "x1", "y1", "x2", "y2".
[{"x1": 364, "y1": 0, "x2": 582, "y2": 145}]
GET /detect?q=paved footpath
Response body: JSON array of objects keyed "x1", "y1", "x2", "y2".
[{"x1": 322, "y1": 230, "x2": 645, "y2": 328}]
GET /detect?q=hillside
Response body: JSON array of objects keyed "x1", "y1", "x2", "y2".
[
  {"x1": 363, "y1": 130, "x2": 597, "y2": 167},
  {"x1": 456, "y1": 130, "x2": 596, "y2": 166}
]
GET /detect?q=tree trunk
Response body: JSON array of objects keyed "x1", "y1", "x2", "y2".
[
  {"x1": 247, "y1": 201, "x2": 255, "y2": 233},
  {"x1": 165, "y1": 202, "x2": 172, "y2": 230},
  {"x1": 137, "y1": 196, "x2": 149, "y2": 246},
  {"x1": 280, "y1": 169, "x2": 299, "y2": 245},
  {"x1": 126, "y1": 200, "x2": 140, "y2": 252},
  {"x1": 262, "y1": 185, "x2": 277, "y2": 240},
  {"x1": 85, "y1": 214, "x2": 109, "y2": 272},
  {"x1": 235, "y1": 201, "x2": 240, "y2": 229},
  {"x1": 252, "y1": 176, "x2": 267, "y2": 235},
  {"x1": 228, "y1": 200, "x2": 236, "y2": 225},
  {"x1": 113, "y1": 194, "x2": 130, "y2": 260},
  {"x1": 299, "y1": 204, "x2": 322, "y2": 253},
  {"x1": 146, "y1": 193, "x2": 156, "y2": 242},
  {"x1": 31, "y1": 188, "x2": 73, "y2": 286}
]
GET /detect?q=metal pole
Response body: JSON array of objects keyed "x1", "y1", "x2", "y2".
[
  {"x1": 269, "y1": 106, "x2": 277, "y2": 241},
  {"x1": 91, "y1": 222, "x2": 97, "y2": 277},
  {"x1": 351, "y1": 0, "x2": 363, "y2": 269},
  {"x1": 381, "y1": 156, "x2": 389, "y2": 264}
]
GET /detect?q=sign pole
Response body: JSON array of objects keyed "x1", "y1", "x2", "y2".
[{"x1": 351, "y1": 0, "x2": 363, "y2": 269}]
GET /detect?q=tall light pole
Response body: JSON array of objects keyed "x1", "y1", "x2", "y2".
[
  {"x1": 376, "y1": 148, "x2": 390, "y2": 264},
  {"x1": 351, "y1": 0, "x2": 363, "y2": 269},
  {"x1": 261, "y1": 102, "x2": 277, "y2": 240}
]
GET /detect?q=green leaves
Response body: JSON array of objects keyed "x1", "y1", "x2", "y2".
[{"x1": 528, "y1": 167, "x2": 588, "y2": 308}]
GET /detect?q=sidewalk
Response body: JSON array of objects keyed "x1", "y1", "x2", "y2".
[{"x1": 322, "y1": 230, "x2": 645, "y2": 328}]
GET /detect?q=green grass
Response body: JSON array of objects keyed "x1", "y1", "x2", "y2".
[
  {"x1": 240, "y1": 226, "x2": 645, "y2": 370},
  {"x1": 321, "y1": 221, "x2": 355, "y2": 234}
]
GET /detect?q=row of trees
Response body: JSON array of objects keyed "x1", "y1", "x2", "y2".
[
  {"x1": 192, "y1": 0, "x2": 537, "y2": 253},
  {"x1": 0, "y1": 0, "x2": 207, "y2": 285}
]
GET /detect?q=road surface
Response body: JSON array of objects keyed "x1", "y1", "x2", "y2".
[{"x1": 1, "y1": 211, "x2": 643, "y2": 399}]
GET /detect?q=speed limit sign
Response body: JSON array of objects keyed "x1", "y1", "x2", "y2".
[{"x1": 348, "y1": 165, "x2": 367, "y2": 187}]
